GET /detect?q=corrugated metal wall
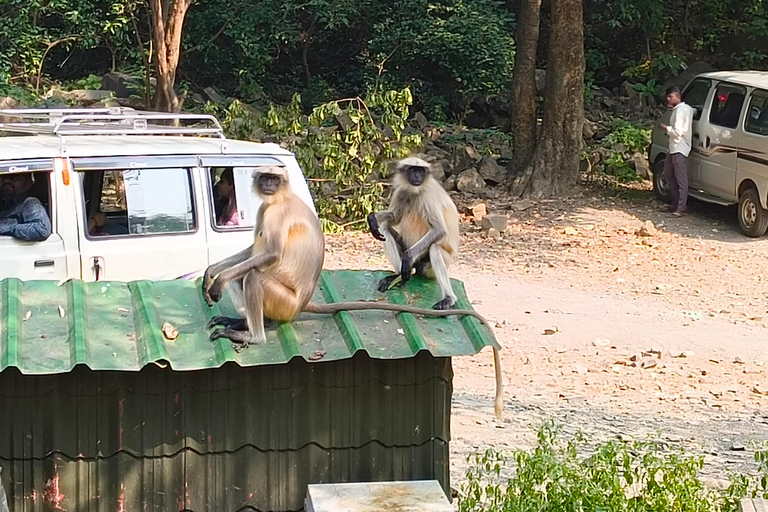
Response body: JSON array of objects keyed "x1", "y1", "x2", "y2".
[{"x1": 0, "y1": 351, "x2": 452, "y2": 512}]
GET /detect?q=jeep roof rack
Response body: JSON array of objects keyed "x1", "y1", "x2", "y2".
[{"x1": 0, "y1": 107, "x2": 226, "y2": 138}]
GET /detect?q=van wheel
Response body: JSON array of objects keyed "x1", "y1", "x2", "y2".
[
  {"x1": 738, "y1": 188, "x2": 768, "y2": 238},
  {"x1": 652, "y1": 158, "x2": 672, "y2": 203}
]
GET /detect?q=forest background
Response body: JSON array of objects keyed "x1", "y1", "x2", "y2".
[{"x1": 1, "y1": 0, "x2": 767, "y2": 228}]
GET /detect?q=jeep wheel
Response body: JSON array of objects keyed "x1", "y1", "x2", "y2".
[
  {"x1": 737, "y1": 188, "x2": 768, "y2": 238},
  {"x1": 652, "y1": 158, "x2": 672, "y2": 203}
]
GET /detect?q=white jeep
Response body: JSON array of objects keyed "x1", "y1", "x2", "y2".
[{"x1": 0, "y1": 108, "x2": 316, "y2": 281}]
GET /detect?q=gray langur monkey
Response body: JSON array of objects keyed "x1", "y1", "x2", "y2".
[
  {"x1": 201, "y1": 164, "x2": 504, "y2": 418},
  {"x1": 366, "y1": 157, "x2": 504, "y2": 419}
]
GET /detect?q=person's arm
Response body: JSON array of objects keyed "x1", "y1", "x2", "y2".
[
  {"x1": 666, "y1": 107, "x2": 690, "y2": 138},
  {"x1": 0, "y1": 199, "x2": 51, "y2": 241}
]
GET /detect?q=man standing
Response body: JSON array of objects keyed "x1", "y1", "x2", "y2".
[
  {"x1": 660, "y1": 85, "x2": 695, "y2": 216},
  {"x1": 0, "y1": 173, "x2": 52, "y2": 241}
]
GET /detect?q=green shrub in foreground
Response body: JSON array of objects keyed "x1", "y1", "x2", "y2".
[{"x1": 458, "y1": 422, "x2": 768, "y2": 512}]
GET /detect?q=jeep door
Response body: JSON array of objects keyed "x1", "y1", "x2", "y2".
[
  {"x1": 737, "y1": 88, "x2": 768, "y2": 209},
  {"x1": 0, "y1": 161, "x2": 69, "y2": 280},
  {"x1": 696, "y1": 82, "x2": 747, "y2": 201},
  {"x1": 73, "y1": 156, "x2": 208, "y2": 282}
]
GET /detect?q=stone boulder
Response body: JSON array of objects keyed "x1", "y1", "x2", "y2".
[
  {"x1": 477, "y1": 156, "x2": 506, "y2": 185},
  {"x1": 631, "y1": 152, "x2": 652, "y2": 180},
  {"x1": 101, "y1": 72, "x2": 141, "y2": 98},
  {"x1": 456, "y1": 168, "x2": 486, "y2": 195}
]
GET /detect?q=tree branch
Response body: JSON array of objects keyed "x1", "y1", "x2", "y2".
[
  {"x1": 36, "y1": 36, "x2": 81, "y2": 93},
  {"x1": 181, "y1": 17, "x2": 233, "y2": 56}
]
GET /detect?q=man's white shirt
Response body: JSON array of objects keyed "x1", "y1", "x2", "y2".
[{"x1": 666, "y1": 102, "x2": 695, "y2": 157}]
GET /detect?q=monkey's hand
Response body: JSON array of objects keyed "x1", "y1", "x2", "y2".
[
  {"x1": 367, "y1": 213, "x2": 386, "y2": 241},
  {"x1": 400, "y1": 255, "x2": 413, "y2": 283},
  {"x1": 202, "y1": 269, "x2": 221, "y2": 306}
]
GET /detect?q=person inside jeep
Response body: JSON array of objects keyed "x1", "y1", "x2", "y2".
[
  {"x1": 0, "y1": 172, "x2": 52, "y2": 241},
  {"x1": 214, "y1": 168, "x2": 240, "y2": 226}
]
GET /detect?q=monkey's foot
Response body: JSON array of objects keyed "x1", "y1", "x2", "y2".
[
  {"x1": 209, "y1": 328, "x2": 264, "y2": 347},
  {"x1": 433, "y1": 297, "x2": 455, "y2": 310},
  {"x1": 206, "y1": 316, "x2": 247, "y2": 330},
  {"x1": 377, "y1": 274, "x2": 401, "y2": 292},
  {"x1": 414, "y1": 261, "x2": 430, "y2": 277}
]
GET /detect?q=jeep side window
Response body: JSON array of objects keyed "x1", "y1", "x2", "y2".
[
  {"x1": 0, "y1": 171, "x2": 53, "y2": 242},
  {"x1": 83, "y1": 168, "x2": 195, "y2": 238},
  {"x1": 210, "y1": 168, "x2": 241, "y2": 228},
  {"x1": 207, "y1": 167, "x2": 263, "y2": 230},
  {"x1": 745, "y1": 90, "x2": 768, "y2": 136},
  {"x1": 682, "y1": 78, "x2": 711, "y2": 121},
  {"x1": 709, "y1": 84, "x2": 747, "y2": 129}
]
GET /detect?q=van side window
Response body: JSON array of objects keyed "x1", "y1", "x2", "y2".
[
  {"x1": 681, "y1": 79, "x2": 711, "y2": 121},
  {"x1": 82, "y1": 168, "x2": 196, "y2": 238},
  {"x1": 745, "y1": 90, "x2": 768, "y2": 136},
  {"x1": 709, "y1": 84, "x2": 747, "y2": 129}
]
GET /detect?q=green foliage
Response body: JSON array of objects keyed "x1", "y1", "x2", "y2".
[
  {"x1": 0, "y1": 0, "x2": 138, "y2": 83},
  {"x1": 67, "y1": 74, "x2": 104, "y2": 90},
  {"x1": 458, "y1": 422, "x2": 768, "y2": 512},
  {"x1": 0, "y1": 83, "x2": 40, "y2": 105},
  {"x1": 603, "y1": 121, "x2": 652, "y2": 153},
  {"x1": 369, "y1": 0, "x2": 515, "y2": 101},
  {"x1": 584, "y1": 121, "x2": 652, "y2": 184},
  {"x1": 208, "y1": 88, "x2": 422, "y2": 232},
  {"x1": 634, "y1": 79, "x2": 661, "y2": 98}
]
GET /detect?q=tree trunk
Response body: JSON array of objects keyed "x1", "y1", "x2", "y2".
[
  {"x1": 508, "y1": 0, "x2": 542, "y2": 175},
  {"x1": 150, "y1": 0, "x2": 192, "y2": 112},
  {"x1": 511, "y1": 0, "x2": 584, "y2": 198}
]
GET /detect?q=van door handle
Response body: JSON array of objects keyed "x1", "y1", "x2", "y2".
[
  {"x1": 34, "y1": 259, "x2": 55, "y2": 268},
  {"x1": 92, "y1": 256, "x2": 103, "y2": 281},
  {"x1": 705, "y1": 136, "x2": 711, "y2": 148}
]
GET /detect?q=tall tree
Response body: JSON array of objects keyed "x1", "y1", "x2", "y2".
[
  {"x1": 508, "y1": 0, "x2": 542, "y2": 175},
  {"x1": 150, "y1": 0, "x2": 193, "y2": 112},
  {"x1": 511, "y1": 0, "x2": 584, "y2": 197}
]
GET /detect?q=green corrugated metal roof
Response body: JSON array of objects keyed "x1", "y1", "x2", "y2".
[{"x1": 0, "y1": 269, "x2": 497, "y2": 375}]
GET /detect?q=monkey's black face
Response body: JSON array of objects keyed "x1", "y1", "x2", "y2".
[
  {"x1": 404, "y1": 166, "x2": 428, "y2": 187},
  {"x1": 255, "y1": 173, "x2": 284, "y2": 195}
]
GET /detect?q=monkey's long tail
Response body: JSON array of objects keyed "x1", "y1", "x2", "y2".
[{"x1": 304, "y1": 300, "x2": 504, "y2": 420}]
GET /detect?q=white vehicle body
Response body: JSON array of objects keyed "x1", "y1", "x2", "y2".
[
  {"x1": 0, "y1": 108, "x2": 317, "y2": 281},
  {"x1": 649, "y1": 71, "x2": 768, "y2": 237}
]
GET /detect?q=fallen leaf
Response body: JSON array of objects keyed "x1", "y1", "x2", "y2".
[
  {"x1": 23, "y1": 311, "x2": 31, "y2": 322},
  {"x1": 58, "y1": 305, "x2": 65, "y2": 318},
  {"x1": 162, "y1": 321, "x2": 179, "y2": 341},
  {"x1": 309, "y1": 350, "x2": 326, "y2": 361},
  {"x1": 543, "y1": 327, "x2": 560, "y2": 335}
]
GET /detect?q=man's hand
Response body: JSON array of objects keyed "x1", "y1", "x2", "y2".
[{"x1": 659, "y1": 123, "x2": 668, "y2": 130}]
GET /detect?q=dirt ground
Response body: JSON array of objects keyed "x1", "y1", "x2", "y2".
[{"x1": 323, "y1": 182, "x2": 768, "y2": 491}]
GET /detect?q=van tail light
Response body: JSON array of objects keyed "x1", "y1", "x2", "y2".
[{"x1": 54, "y1": 158, "x2": 71, "y2": 186}]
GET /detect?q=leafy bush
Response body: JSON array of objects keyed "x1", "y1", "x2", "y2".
[
  {"x1": 207, "y1": 88, "x2": 422, "y2": 232},
  {"x1": 584, "y1": 120, "x2": 652, "y2": 184},
  {"x1": 458, "y1": 422, "x2": 768, "y2": 512},
  {"x1": 602, "y1": 120, "x2": 652, "y2": 153}
]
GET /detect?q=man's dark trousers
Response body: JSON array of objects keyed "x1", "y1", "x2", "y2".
[{"x1": 663, "y1": 152, "x2": 688, "y2": 212}]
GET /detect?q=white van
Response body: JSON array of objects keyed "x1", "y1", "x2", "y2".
[
  {"x1": 0, "y1": 108, "x2": 316, "y2": 281},
  {"x1": 649, "y1": 71, "x2": 768, "y2": 237}
]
